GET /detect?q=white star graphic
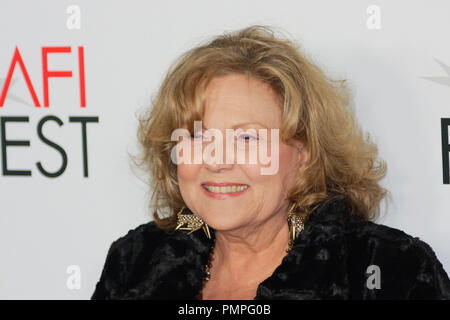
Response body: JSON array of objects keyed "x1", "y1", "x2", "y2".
[{"x1": 422, "y1": 58, "x2": 450, "y2": 88}]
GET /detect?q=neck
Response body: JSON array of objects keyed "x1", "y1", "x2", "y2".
[{"x1": 211, "y1": 209, "x2": 291, "y2": 281}]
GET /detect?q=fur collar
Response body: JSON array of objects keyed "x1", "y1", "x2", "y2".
[{"x1": 114, "y1": 195, "x2": 355, "y2": 299}]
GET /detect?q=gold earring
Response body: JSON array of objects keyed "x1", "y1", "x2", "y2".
[
  {"x1": 287, "y1": 202, "x2": 305, "y2": 241},
  {"x1": 175, "y1": 206, "x2": 211, "y2": 239}
]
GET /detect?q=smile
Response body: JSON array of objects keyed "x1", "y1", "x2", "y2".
[
  {"x1": 202, "y1": 185, "x2": 248, "y2": 193},
  {"x1": 200, "y1": 183, "x2": 250, "y2": 199}
]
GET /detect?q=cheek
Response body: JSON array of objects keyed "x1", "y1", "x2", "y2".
[
  {"x1": 177, "y1": 164, "x2": 202, "y2": 196},
  {"x1": 241, "y1": 144, "x2": 297, "y2": 206},
  {"x1": 277, "y1": 145, "x2": 299, "y2": 190},
  {"x1": 245, "y1": 144, "x2": 296, "y2": 184}
]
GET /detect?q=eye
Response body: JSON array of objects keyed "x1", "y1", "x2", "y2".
[
  {"x1": 190, "y1": 132, "x2": 203, "y2": 140},
  {"x1": 238, "y1": 134, "x2": 258, "y2": 142}
]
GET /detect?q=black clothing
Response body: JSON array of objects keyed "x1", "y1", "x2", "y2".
[{"x1": 91, "y1": 196, "x2": 450, "y2": 299}]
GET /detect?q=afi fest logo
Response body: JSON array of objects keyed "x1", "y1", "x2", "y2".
[
  {"x1": 0, "y1": 45, "x2": 99, "y2": 178},
  {"x1": 422, "y1": 59, "x2": 450, "y2": 185},
  {"x1": 365, "y1": 5, "x2": 450, "y2": 184}
]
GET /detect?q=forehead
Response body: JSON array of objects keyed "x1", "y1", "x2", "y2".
[{"x1": 203, "y1": 74, "x2": 281, "y2": 128}]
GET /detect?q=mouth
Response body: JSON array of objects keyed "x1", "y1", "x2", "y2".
[
  {"x1": 201, "y1": 184, "x2": 249, "y2": 193},
  {"x1": 200, "y1": 182, "x2": 250, "y2": 199}
]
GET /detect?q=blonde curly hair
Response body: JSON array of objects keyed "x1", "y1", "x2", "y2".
[{"x1": 131, "y1": 25, "x2": 390, "y2": 231}]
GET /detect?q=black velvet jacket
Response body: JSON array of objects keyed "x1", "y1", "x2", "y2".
[{"x1": 91, "y1": 196, "x2": 450, "y2": 299}]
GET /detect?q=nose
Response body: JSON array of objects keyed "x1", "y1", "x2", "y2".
[
  {"x1": 203, "y1": 132, "x2": 235, "y2": 172},
  {"x1": 205, "y1": 160, "x2": 234, "y2": 172}
]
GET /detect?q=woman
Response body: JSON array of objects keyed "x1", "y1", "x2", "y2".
[{"x1": 91, "y1": 25, "x2": 450, "y2": 300}]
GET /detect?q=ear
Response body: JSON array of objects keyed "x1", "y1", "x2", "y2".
[{"x1": 296, "y1": 141, "x2": 309, "y2": 169}]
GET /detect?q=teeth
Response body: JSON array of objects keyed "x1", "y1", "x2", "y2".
[{"x1": 203, "y1": 185, "x2": 248, "y2": 193}]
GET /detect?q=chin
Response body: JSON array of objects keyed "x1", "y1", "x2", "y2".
[{"x1": 202, "y1": 214, "x2": 246, "y2": 232}]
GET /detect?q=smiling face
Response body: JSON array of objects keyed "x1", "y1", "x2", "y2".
[{"x1": 177, "y1": 73, "x2": 308, "y2": 232}]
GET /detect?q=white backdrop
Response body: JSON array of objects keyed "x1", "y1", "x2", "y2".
[{"x1": 0, "y1": 0, "x2": 449, "y2": 299}]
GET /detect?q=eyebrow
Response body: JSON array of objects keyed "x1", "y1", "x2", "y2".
[{"x1": 201, "y1": 122, "x2": 269, "y2": 130}]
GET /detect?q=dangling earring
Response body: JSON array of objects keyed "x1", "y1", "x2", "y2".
[
  {"x1": 175, "y1": 206, "x2": 211, "y2": 239},
  {"x1": 287, "y1": 202, "x2": 305, "y2": 241}
]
